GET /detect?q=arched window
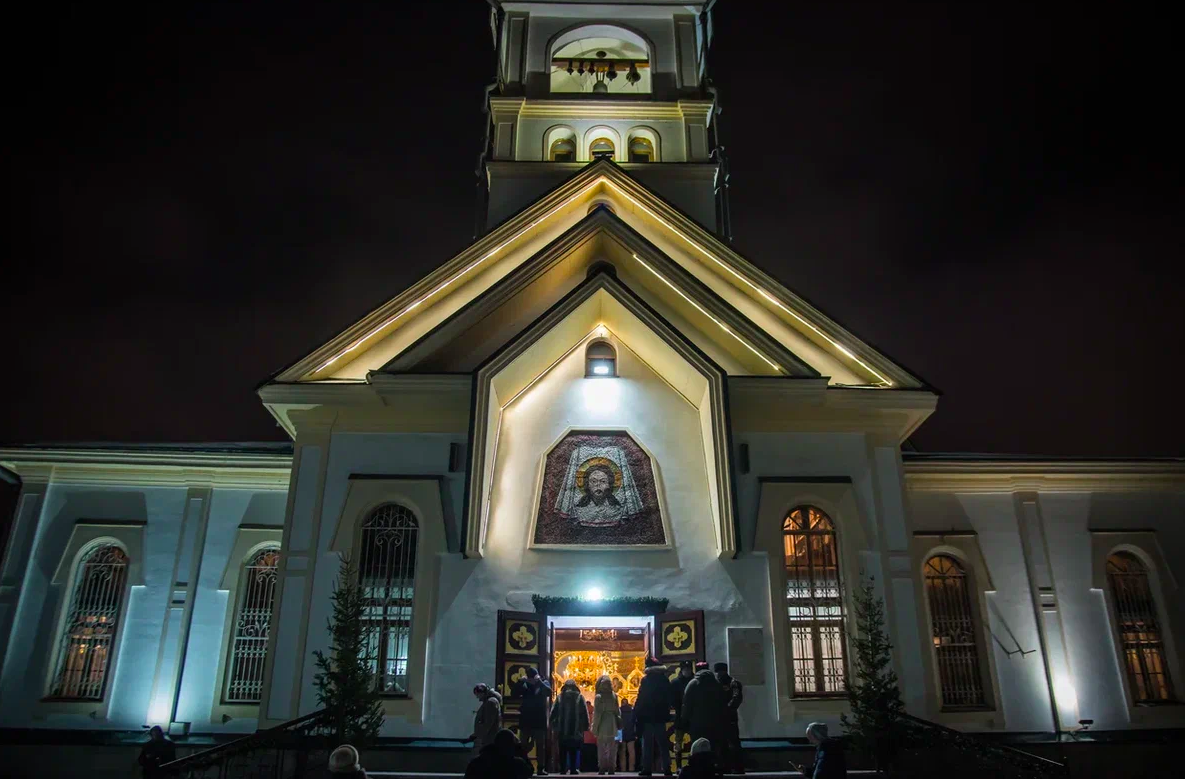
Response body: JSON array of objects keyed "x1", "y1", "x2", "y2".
[
  {"x1": 49, "y1": 544, "x2": 129, "y2": 700},
  {"x1": 783, "y1": 506, "x2": 847, "y2": 695},
  {"x1": 628, "y1": 137, "x2": 654, "y2": 162},
  {"x1": 359, "y1": 503, "x2": 419, "y2": 696},
  {"x1": 549, "y1": 25, "x2": 652, "y2": 95},
  {"x1": 224, "y1": 546, "x2": 280, "y2": 704},
  {"x1": 924, "y1": 555, "x2": 986, "y2": 708},
  {"x1": 1107, "y1": 552, "x2": 1175, "y2": 703},
  {"x1": 585, "y1": 339, "x2": 617, "y2": 377},
  {"x1": 590, "y1": 137, "x2": 616, "y2": 160},
  {"x1": 550, "y1": 138, "x2": 576, "y2": 162}
]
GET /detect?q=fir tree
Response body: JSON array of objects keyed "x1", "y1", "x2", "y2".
[
  {"x1": 312, "y1": 555, "x2": 385, "y2": 744},
  {"x1": 841, "y1": 579, "x2": 906, "y2": 776}
]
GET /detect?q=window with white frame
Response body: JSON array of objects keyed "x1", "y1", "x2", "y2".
[
  {"x1": 48, "y1": 544, "x2": 129, "y2": 700},
  {"x1": 924, "y1": 554, "x2": 987, "y2": 708},
  {"x1": 1107, "y1": 552, "x2": 1176, "y2": 703},
  {"x1": 224, "y1": 546, "x2": 280, "y2": 704},
  {"x1": 358, "y1": 503, "x2": 419, "y2": 696},
  {"x1": 783, "y1": 506, "x2": 847, "y2": 695}
]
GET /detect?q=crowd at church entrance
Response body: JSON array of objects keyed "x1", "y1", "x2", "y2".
[{"x1": 462, "y1": 657, "x2": 846, "y2": 779}]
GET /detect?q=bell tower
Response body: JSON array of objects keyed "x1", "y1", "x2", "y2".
[{"x1": 479, "y1": 1, "x2": 728, "y2": 238}]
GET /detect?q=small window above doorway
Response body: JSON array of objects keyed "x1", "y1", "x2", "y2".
[
  {"x1": 550, "y1": 138, "x2": 576, "y2": 162},
  {"x1": 585, "y1": 339, "x2": 617, "y2": 377}
]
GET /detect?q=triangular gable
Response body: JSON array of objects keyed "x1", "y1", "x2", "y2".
[{"x1": 265, "y1": 160, "x2": 927, "y2": 390}]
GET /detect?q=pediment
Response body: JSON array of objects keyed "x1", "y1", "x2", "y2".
[{"x1": 263, "y1": 160, "x2": 928, "y2": 391}]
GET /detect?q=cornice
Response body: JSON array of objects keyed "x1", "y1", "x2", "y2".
[
  {"x1": 904, "y1": 460, "x2": 1185, "y2": 493},
  {"x1": 0, "y1": 449, "x2": 293, "y2": 491},
  {"x1": 494, "y1": 98, "x2": 712, "y2": 121}
]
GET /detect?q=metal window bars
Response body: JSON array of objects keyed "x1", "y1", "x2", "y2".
[
  {"x1": 358, "y1": 503, "x2": 418, "y2": 697},
  {"x1": 1107, "y1": 552, "x2": 1175, "y2": 703},
  {"x1": 49, "y1": 544, "x2": 129, "y2": 701},
  {"x1": 924, "y1": 555, "x2": 987, "y2": 708},
  {"x1": 225, "y1": 547, "x2": 281, "y2": 704},
  {"x1": 783, "y1": 506, "x2": 847, "y2": 695}
]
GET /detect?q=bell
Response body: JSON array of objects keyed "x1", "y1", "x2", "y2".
[
  {"x1": 593, "y1": 80, "x2": 609, "y2": 94},
  {"x1": 578, "y1": 60, "x2": 586, "y2": 75},
  {"x1": 626, "y1": 62, "x2": 641, "y2": 85},
  {"x1": 566, "y1": 59, "x2": 574, "y2": 76},
  {"x1": 606, "y1": 61, "x2": 617, "y2": 81}
]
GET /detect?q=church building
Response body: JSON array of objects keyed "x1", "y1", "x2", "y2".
[{"x1": 1, "y1": 2, "x2": 1182, "y2": 775}]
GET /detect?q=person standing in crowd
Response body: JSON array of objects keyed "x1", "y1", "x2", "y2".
[
  {"x1": 583, "y1": 698, "x2": 597, "y2": 769},
  {"x1": 465, "y1": 728, "x2": 534, "y2": 779},
  {"x1": 679, "y1": 662, "x2": 726, "y2": 761},
  {"x1": 713, "y1": 662, "x2": 745, "y2": 774},
  {"x1": 470, "y1": 683, "x2": 504, "y2": 755},
  {"x1": 618, "y1": 697, "x2": 637, "y2": 772},
  {"x1": 593, "y1": 675, "x2": 622, "y2": 774},
  {"x1": 671, "y1": 661, "x2": 694, "y2": 769},
  {"x1": 516, "y1": 667, "x2": 552, "y2": 776},
  {"x1": 633, "y1": 656, "x2": 673, "y2": 777},
  {"x1": 550, "y1": 679, "x2": 589, "y2": 775},
  {"x1": 327, "y1": 744, "x2": 368, "y2": 779},
  {"x1": 138, "y1": 725, "x2": 176, "y2": 779},
  {"x1": 677, "y1": 738, "x2": 722, "y2": 779},
  {"x1": 793, "y1": 722, "x2": 846, "y2": 779}
]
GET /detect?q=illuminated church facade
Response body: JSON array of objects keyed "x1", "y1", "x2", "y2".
[{"x1": 1, "y1": 0, "x2": 1182, "y2": 762}]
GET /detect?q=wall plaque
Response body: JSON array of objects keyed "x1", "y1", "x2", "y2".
[{"x1": 727, "y1": 627, "x2": 765, "y2": 686}]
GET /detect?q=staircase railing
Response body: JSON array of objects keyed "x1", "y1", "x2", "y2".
[
  {"x1": 160, "y1": 708, "x2": 333, "y2": 779},
  {"x1": 900, "y1": 712, "x2": 1069, "y2": 778}
]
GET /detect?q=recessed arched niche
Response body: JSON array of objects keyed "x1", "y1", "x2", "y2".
[{"x1": 549, "y1": 24, "x2": 652, "y2": 95}]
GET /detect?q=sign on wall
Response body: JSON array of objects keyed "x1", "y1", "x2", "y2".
[
  {"x1": 727, "y1": 627, "x2": 766, "y2": 686},
  {"x1": 531, "y1": 429, "x2": 667, "y2": 548}
]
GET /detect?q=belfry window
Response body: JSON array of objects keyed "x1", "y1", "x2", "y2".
[
  {"x1": 359, "y1": 503, "x2": 419, "y2": 697},
  {"x1": 629, "y1": 137, "x2": 654, "y2": 162},
  {"x1": 784, "y1": 507, "x2": 847, "y2": 696},
  {"x1": 585, "y1": 339, "x2": 617, "y2": 377},
  {"x1": 224, "y1": 546, "x2": 280, "y2": 704},
  {"x1": 590, "y1": 137, "x2": 615, "y2": 160},
  {"x1": 1107, "y1": 552, "x2": 1175, "y2": 703},
  {"x1": 550, "y1": 138, "x2": 576, "y2": 162},
  {"x1": 924, "y1": 555, "x2": 987, "y2": 708},
  {"x1": 48, "y1": 544, "x2": 129, "y2": 701}
]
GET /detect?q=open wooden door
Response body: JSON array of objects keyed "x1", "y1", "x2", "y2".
[
  {"x1": 656, "y1": 610, "x2": 705, "y2": 772},
  {"x1": 495, "y1": 610, "x2": 548, "y2": 764}
]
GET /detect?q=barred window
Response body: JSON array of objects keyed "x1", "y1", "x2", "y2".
[
  {"x1": 784, "y1": 506, "x2": 847, "y2": 695},
  {"x1": 49, "y1": 544, "x2": 129, "y2": 700},
  {"x1": 359, "y1": 503, "x2": 419, "y2": 696},
  {"x1": 225, "y1": 547, "x2": 280, "y2": 704},
  {"x1": 924, "y1": 555, "x2": 987, "y2": 708},
  {"x1": 1107, "y1": 552, "x2": 1175, "y2": 703}
]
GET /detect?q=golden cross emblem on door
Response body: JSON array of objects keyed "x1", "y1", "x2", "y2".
[
  {"x1": 512, "y1": 625, "x2": 535, "y2": 648},
  {"x1": 666, "y1": 625, "x2": 689, "y2": 649}
]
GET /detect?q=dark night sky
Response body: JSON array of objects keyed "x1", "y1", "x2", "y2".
[{"x1": 5, "y1": 2, "x2": 1181, "y2": 456}]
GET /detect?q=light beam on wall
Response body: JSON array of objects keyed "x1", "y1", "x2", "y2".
[{"x1": 584, "y1": 587, "x2": 604, "y2": 601}]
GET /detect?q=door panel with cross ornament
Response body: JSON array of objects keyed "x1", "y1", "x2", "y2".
[{"x1": 656, "y1": 610, "x2": 705, "y2": 773}]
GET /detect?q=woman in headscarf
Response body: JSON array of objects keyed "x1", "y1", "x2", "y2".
[
  {"x1": 549, "y1": 679, "x2": 589, "y2": 775},
  {"x1": 592, "y1": 675, "x2": 622, "y2": 774}
]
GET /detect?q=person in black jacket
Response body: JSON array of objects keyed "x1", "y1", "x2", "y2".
[
  {"x1": 680, "y1": 663, "x2": 727, "y2": 754},
  {"x1": 714, "y1": 662, "x2": 744, "y2": 774},
  {"x1": 671, "y1": 661, "x2": 694, "y2": 769},
  {"x1": 138, "y1": 726, "x2": 176, "y2": 779},
  {"x1": 465, "y1": 728, "x2": 534, "y2": 779},
  {"x1": 618, "y1": 697, "x2": 637, "y2": 771},
  {"x1": 516, "y1": 667, "x2": 552, "y2": 775},
  {"x1": 793, "y1": 722, "x2": 846, "y2": 779},
  {"x1": 633, "y1": 656, "x2": 673, "y2": 777},
  {"x1": 677, "y1": 738, "x2": 722, "y2": 779}
]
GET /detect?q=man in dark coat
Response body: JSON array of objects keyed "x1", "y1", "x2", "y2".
[
  {"x1": 550, "y1": 679, "x2": 589, "y2": 774},
  {"x1": 714, "y1": 662, "x2": 745, "y2": 774},
  {"x1": 138, "y1": 725, "x2": 176, "y2": 779},
  {"x1": 516, "y1": 667, "x2": 552, "y2": 775},
  {"x1": 465, "y1": 728, "x2": 534, "y2": 779},
  {"x1": 633, "y1": 656, "x2": 673, "y2": 777},
  {"x1": 671, "y1": 661, "x2": 694, "y2": 769},
  {"x1": 795, "y1": 722, "x2": 846, "y2": 779},
  {"x1": 679, "y1": 663, "x2": 727, "y2": 754},
  {"x1": 677, "y1": 738, "x2": 722, "y2": 779},
  {"x1": 469, "y1": 683, "x2": 504, "y2": 755}
]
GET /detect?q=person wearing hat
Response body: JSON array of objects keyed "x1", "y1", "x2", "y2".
[
  {"x1": 327, "y1": 744, "x2": 368, "y2": 778},
  {"x1": 679, "y1": 662, "x2": 727, "y2": 763},
  {"x1": 792, "y1": 722, "x2": 846, "y2": 779},
  {"x1": 138, "y1": 725, "x2": 176, "y2": 778},
  {"x1": 550, "y1": 678, "x2": 590, "y2": 775},
  {"x1": 632, "y1": 656, "x2": 673, "y2": 777},
  {"x1": 671, "y1": 661, "x2": 694, "y2": 770},
  {"x1": 464, "y1": 728, "x2": 534, "y2": 779},
  {"x1": 469, "y1": 683, "x2": 504, "y2": 755},
  {"x1": 713, "y1": 662, "x2": 744, "y2": 774},
  {"x1": 516, "y1": 667, "x2": 553, "y2": 775},
  {"x1": 677, "y1": 738, "x2": 721, "y2": 779}
]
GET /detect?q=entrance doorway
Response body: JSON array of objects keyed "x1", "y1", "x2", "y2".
[{"x1": 550, "y1": 616, "x2": 653, "y2": 705}]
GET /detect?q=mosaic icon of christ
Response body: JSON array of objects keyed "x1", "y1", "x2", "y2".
[{"x1": 554, "y1": 445, "x2": 646, "y2": 527}]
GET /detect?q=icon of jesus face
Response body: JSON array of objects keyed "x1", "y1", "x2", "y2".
[{"x1": 587, "y1": 467, "x2": 612, "y2": 502}]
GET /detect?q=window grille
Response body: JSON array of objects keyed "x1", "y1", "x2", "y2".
[
  {"x1": 924, "y1": 555, "x2": 986, "y2": 708},
  {"x1": 783, "y1": 506, "x2": 847, "y2": 695},
  {"x1": 225, "y1": 547, "x2": 280, "y2": 703},
  {"x1": 359, "y1": 503, "x2": 419, "y2": 696},
  {"x1": 49, "y1": 544, "x2": 129, "y2": 700},
  {"x1": 1107, "y1": 552, "x2": 1175, "y2": 703}
]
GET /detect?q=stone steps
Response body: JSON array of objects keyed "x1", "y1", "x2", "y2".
[{"x1": 368, "y1": 773, "x2": 881, "y2": 778}]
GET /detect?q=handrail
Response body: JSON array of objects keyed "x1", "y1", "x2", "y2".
[
  {"x1": 899, "y1": 712, "x2": 1069, "y2": 777},
  {"x1": 160, "y1": 708, "x2": 331, "y2": 775}
]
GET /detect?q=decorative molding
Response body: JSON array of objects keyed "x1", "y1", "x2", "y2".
[
  {"x1": 0, "y1": 448, "x2": 292, "y2": 491},
  {"x1": 496, "y1": 98, "x2": 712, "y2": 121},
  {"x1": 531, "y1": 594, "x2": 668, "y2": 616},
  {"x1": 904, "y1": 460, "x2": 1185, "y2": 493}
]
